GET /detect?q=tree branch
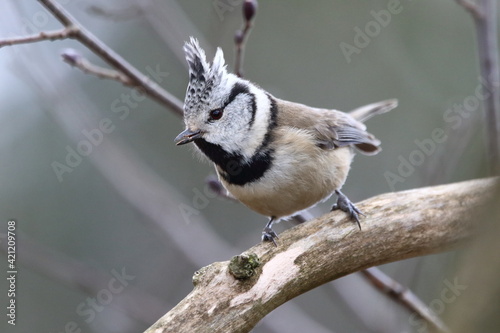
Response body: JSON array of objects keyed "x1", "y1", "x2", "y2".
[
  {"x1": 7, "y1": 0, "x2": 184, "y2": 115},
  {"x1": 61, "y1": 48, "x2": 133, "y2": 85},
  {"x1": 144, "y1": 177, "x2": 498, "y2": 333},
  {"x1": 0, "y1": 27, "x2": 77, "y2": 47},
  {"x1": 456, "y1": 0, "x2": 500, "y2": 174},
  {"x1": 208, "y1": 181, "x2": 449, "y2": 330}
]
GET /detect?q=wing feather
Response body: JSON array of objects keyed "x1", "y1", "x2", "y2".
[{"x1": 276, "y1": 98, "x2": 382, "y2": 155}]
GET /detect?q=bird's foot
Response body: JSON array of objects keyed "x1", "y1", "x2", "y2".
[
  {"x1": 331, "y1": 190, "x2": 364, "y2": 230},
  {"x1": 262, "y1": 227, "x2": 279, "y2": 246}
]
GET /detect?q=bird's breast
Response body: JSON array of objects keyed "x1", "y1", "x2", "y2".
[{"x1": 219, "y1": 127, "x2": 354, "y2": 218}]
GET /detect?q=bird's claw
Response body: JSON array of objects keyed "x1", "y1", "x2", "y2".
[
  {"x1": 331, "y1": 191, "x2": 364, "y2": 230},
  {"x1": 262, "y1": 227, "x2": 279, "y2": 246}
]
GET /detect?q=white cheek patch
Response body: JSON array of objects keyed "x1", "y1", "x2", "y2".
[
  {"x1": 241, "y1": 85, "x2": 271, "y2": 159},
  {"x1": 195, "y1": 79, "x2": 272, "y2": 161}
]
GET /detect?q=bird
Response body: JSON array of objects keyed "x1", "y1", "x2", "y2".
[{"x1": 175, "y1": 37, "x2": 397, "y2": 245}]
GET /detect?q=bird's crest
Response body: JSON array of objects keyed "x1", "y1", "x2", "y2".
[{"x1": 183, "y1": 37, "x2": 228, "y2": 111}]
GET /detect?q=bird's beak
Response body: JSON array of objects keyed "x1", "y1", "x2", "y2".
[{"x1": 174, "y1": 128, "x2": 202, "y2": 145}]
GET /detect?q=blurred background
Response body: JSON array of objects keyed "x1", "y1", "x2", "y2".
[{"x1": 0, "y1": 0, "x2": 497, "y2": 332}]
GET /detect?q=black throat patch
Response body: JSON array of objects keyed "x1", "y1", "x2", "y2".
[{"x1": 194, "y1": 94, "x2": 278, "y2": 186}]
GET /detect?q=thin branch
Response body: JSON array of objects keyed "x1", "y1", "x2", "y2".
[
  {"x1": 0, "y1": 27, "x2": 77, "y2": 47},
  {"x1": 144, "y1": 177, "x2": 498, "y2": 333},
  {"x1": 61, "y1": 48, "x2": 133, "y2": 85},
  {"x1": 457, "y1": 0, "x2": 500, "y2": 174},
  {"x1": 234, "y1": 0, "x2": 258, "y2": 77},
  {"x1": 475, "y1": 0, "x2": 500, "y2": 174},
  {"x1": 455, "y1": 0, "x2": 483, "y2": 20},
  {"x1": 0, "y1": 1, "x2": 184, "y2": 114},
  {"x1": 0, "y1": 0, "x2": 182, "y2": 115},
  {"x1": 37, "y1": 0, "x2": 183, "y2": 115},
  {"x1": 360, "y1": 267, "x2": 449, "y2": 333},
  {"x1": 86, "y1": 4, "x2": 143, "y2": 21}
]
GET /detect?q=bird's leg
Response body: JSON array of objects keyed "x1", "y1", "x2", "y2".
[
  {"x1": 262, "y1": 217, "x2": 279, "y2": 246},
  {"x1": 331, "y1": 190, "x2": 364, "y2": 230}
]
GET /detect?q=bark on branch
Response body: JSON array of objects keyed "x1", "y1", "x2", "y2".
[{"x1": 144, "y1": 177, "x2": 498, "y2": 333}]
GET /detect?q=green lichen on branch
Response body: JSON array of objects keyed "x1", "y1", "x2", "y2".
[{"x1": 229, "y1": 253, "x2": 260, "y2": 280}]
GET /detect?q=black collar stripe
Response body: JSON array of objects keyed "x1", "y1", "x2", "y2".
[{"x1": 194, "y1": 95, "x2": 278, "y2": 186}]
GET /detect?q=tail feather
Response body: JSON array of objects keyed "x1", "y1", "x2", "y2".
[{"x1": 349, "y1": 99, "x2": 398, "y2": 123}]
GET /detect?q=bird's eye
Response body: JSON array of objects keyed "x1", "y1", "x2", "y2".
[{"x1": 209, "y1": 108, "x2": 224, "y2": 121}]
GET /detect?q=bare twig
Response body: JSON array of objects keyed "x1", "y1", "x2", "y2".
[
  {"x1": 1, "y1": 0, "x2": 184, "y2": 115},
  {"x1": 144, "y1": 177, "x2": 498, "y2": 333},
  {"x1": 455, "y1": 0, "x2": 483, "y2": 20},
  {"x1": 0, "y1": 1, "x2": 183, "y2": 113},
  {"x1": 61, "y1": 48, "x2": 133, "y2": 85},
  {"x1": 360, "y1": 267, "x2": 449, "y2": 332},
  {"x1": 37, "y1": 0, "x2": 183, "y2": 115},
  {"x1": 0, "y1": 27, "x2": 77, "y2": 47},
  {"x1": 86, "y1": 4, "x2": 143, "y2": 21},
  {"x1": 456, "y1": 0, "x2": 500, "y2": 174},
  {"x1": 234, "y1": 0, "x2": 258, "y2": 77}
]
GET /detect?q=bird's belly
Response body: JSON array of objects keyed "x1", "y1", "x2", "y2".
[{"x1": 222, "y1": 144, "x2": 353, "y2": 218}]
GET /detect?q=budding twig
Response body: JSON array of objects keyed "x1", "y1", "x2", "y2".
[{"x1": 234, "y1": 0, "x2": 258, "y2": 77}]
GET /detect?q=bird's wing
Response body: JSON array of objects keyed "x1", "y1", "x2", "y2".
[{"x1": 276, "y1": 98, "x2": 381, "y2": 155}]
